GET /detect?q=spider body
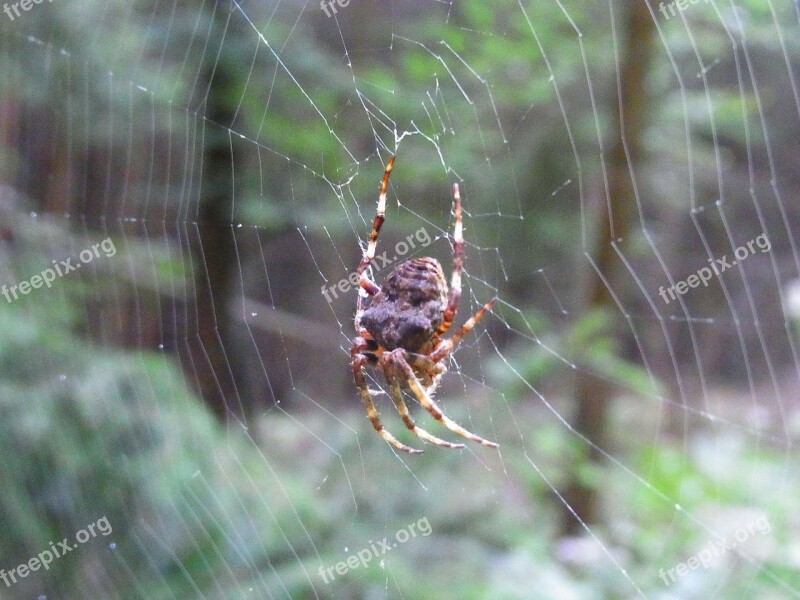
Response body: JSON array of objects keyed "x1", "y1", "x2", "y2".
[
  {"x1": 360, "y1": 257, "x2": 447, "y2": 353},
  {"x1": 350, "y1": 156, "x2": 498, "y2": 454}
]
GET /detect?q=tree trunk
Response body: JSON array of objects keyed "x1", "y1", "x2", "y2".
[
  {"x1": 185, "y1": 38, "x2": 244, "y2": 421},
  {"x1": 560, "y1": 0, "x2": 656, "y2": 535}
]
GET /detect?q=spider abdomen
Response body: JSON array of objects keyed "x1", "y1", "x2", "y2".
[{"x1": 360, "y1": 257, "x2": 448, "y2": 353}]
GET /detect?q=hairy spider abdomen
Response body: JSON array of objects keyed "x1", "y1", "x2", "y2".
[{"x1": 361, "y1": 257, "x2": 448, "y2": 353}]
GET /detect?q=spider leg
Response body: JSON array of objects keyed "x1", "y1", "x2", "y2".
[
  {"x1": 391, "y1": 350, "x2": 498, "y2": 448},
  {"x1": 356, "y1": 155, "x2": 395, "y2": 278},
  {"x1": 437, "y1": 182, "x2": 464, "y2": 336},
  {"x1": 354, "y1": 156, "x2": 395, "y2": 333},
  {"x1": 388, "y1": 381, "x2": 465, "y2": 449},
  {"x1": 430, "y1": 297, "x2": 497, "y2": 363},
  {"x1": 352, "y1": 352, "x2": 423, "y2": 454}
]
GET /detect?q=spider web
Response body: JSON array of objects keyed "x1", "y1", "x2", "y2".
[{"x1": 2, "y1": 0, "x2": 800, "y2": 598}]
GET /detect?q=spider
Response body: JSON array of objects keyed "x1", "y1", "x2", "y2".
[{"x1": 350, "y1": 156, "x2": 498, "y2": 454}]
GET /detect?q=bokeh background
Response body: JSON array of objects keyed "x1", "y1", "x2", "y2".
[{"x1": 1, "y1": 0, "x2": 800, "y2": 598}]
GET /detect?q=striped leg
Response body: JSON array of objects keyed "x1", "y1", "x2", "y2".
[
  {"x1": 388, "y1": 381, "x2": 465, "y2": 450},
  {"x1": 356, "y1": 155, "x2": 395, "y2": 276},
  {"x1": 437, "y1": 182, "x2": 464, "y2": 335},
  {"x1": 391, "y1": 350, "x2": 498, "y2": 448},
  {"x1": 430, "y1": 297, "x2": 497, "y2": 363},
  {"x1": 352, "y1": 353, "x2": 422, "y2": 454},
  {"x1": 354, "y1": 156, "x2": 395, "y2": 333}
]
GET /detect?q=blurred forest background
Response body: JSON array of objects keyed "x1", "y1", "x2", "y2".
[{"x1": 1, "y1": 0, "x2": 800, "y2": 598}]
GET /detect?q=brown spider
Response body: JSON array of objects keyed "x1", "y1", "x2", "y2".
[{"x1": 350, "y1": 156, "x2": 498, "y2": 454}]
